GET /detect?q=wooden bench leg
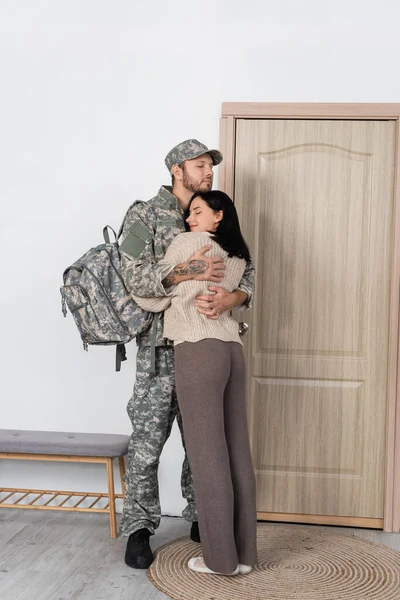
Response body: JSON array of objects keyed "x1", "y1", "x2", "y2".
[
  {"x1": 106, "y1": 457, "x2": 117, "y2": 539},
  {"x1": 119, "y1": 456, "x2": 126, "y2": 497}
]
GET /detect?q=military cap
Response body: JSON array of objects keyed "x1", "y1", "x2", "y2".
[{"x1": 165, "y1": 139, "x2": 223, "y2": 172}]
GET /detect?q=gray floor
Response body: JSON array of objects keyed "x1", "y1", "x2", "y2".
[{"x1": 1, "y1": 509, "x2": 400, "y2": 600}]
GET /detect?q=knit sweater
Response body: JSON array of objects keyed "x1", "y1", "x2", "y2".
[{"x1": 132, "y1": 232, "x2": 246, "y2": 346}]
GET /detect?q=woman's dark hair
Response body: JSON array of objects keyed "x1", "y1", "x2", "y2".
[{"x1": 184, "y1": 190, "x2": 251, "y2": 261}]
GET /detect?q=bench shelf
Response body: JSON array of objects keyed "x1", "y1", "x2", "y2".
[{"x1": 0, "y1": 432, "x2": 129, "y2": 539}]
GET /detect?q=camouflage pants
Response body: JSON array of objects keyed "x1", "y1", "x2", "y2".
[{"x1": 119, "y1": 344, "x2": 197, "y2": 536}]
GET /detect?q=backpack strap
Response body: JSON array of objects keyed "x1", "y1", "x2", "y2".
[
  {"x1": 114, "y1": 316, "x2": 159, "y2": 374},
  {"x1": 116, "y1": 200, "x2": 160, "y2": 375},
  {"x1": 115, "y1": 343, "x2": 127, "y2": 372},
  {"x1": 103, "y1": 226, "x2": 118, "y2": 245},
  {"x1": 149, "y1": 313, "x2": 160, "y2": 376}
]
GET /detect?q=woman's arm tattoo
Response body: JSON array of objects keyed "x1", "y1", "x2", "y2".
[{"x1": 162, "y1": 259, "x2": 207, "y2": 287}]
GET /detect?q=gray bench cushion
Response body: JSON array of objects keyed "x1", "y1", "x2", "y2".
[{"x1": 0, "y1": 429, "x2": 130, "y2": 457}]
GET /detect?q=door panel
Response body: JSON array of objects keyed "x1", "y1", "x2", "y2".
[{"x1": 234, "y1": 119, "x2": 396, "y2": 519}]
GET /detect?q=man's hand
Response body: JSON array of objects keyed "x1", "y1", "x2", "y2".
[
  {"x1": 188, "y1": 245, "x2": 225, "y2": 282},
  {"x1": 162, "y1": 245, "x2": 225, "y2": 288},
  {"x1": 194, "y1": 287, "x2": 248, "y2": 319}
]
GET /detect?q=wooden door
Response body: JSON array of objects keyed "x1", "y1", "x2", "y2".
[{"x1": 234, "y1": 119, "x2": 396, "y2": 526}]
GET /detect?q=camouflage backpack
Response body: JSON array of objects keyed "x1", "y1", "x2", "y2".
[{"x1": 60, "y1": 202, "x2": 153, "y2": 370}]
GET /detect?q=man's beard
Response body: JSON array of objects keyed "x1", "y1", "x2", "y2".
[{"x1": 182, "y1": 170, "x2": 213, "y2": 193}]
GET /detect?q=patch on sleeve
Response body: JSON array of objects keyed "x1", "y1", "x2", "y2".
[
  {"x1": 120, "y1": 221, "x2": 152, "y2": 258},
  {"x1": 158, "y1": 218, "x2": 180, "y2": 228}
]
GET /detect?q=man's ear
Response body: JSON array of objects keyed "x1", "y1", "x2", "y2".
[{"x1": 171, "y1": 163, "x2": 183, "y2": 181}]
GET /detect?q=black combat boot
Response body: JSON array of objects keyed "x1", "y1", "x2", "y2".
[
  {"x1": 190, "y1": 521, "x2": 201, "y2": 543},
  {"x1": 125, "y1": 528, "x2": 153, "y2": 569}
]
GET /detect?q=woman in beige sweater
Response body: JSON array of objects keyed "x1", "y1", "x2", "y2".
[{"x1": 133, "y1": 191, "x2": 257, "y2": 577}]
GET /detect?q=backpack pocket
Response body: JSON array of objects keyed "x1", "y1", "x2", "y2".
[
  {"x1": 61, "y1": 284, "x2": 105, "y2": 345},
  {"x1": 62, "y1": 284, "x2": 89, "y2": 314}
]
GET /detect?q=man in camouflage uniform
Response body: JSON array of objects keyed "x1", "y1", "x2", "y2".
[{"x1": 119, "y1": 139, "x2": 255, "y2": 569}]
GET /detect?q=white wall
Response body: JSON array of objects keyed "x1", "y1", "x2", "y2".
[{"x1": 1, "y1": 0, "x2": 400, "y2": 516}]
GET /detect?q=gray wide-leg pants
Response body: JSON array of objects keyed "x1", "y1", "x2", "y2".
[{"x1": 175, "y1": 339, "x2": 257, "y2": 574}]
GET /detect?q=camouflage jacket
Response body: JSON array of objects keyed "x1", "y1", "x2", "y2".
[{"x1": 120, "y1": 186, "x2": 255, "y2": 347}]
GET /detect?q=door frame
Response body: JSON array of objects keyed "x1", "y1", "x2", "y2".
[{"x1": 219, "y1": 102, "x2": 400, "y2": 532}]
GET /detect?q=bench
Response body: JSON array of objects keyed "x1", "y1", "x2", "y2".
[{"x1": 0, "y1": 429, "x2": 130, "y2": 538}]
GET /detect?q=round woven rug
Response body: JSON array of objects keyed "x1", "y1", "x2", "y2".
[{"x1": 148, "y1": 524, "x2": 400, "y2": 599}]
